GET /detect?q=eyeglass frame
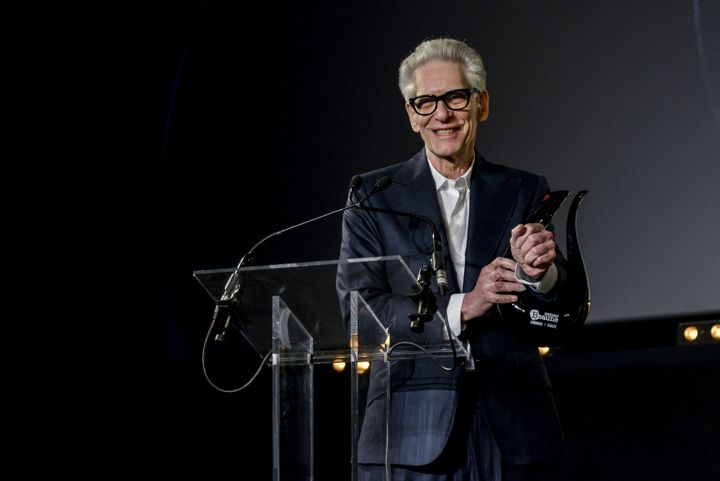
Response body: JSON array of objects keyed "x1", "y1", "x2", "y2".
[{"x1": 408, "y1": 88, "x2": 481, "y2": 116}]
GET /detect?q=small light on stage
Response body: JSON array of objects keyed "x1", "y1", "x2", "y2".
[
  {"x1": 678, "y1": 320, "x2": 720, "y2": 345},
  {"x1": 538, "y1": 346, "x2": 551, "y2": 357},
  {"x1": 682, "y1": 326, "x2": 699, "y2": 342},
  {"x1": 711, "y1": 324, "x2": 720, "y2": 341},
  {"x1": 334, "y1": 360, "x2": 370, "y2": 373}
]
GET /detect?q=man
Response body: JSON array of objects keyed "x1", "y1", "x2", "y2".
[{"x1": 337, "y1": 38, "x2": 568, "y2": 480}]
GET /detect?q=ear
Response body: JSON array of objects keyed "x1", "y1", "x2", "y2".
[
  {"x1": 477, "y1": 90, "x2": 490, "y2": 123},
  {"x1": 405, "y1": 102, "x2": 421, "y2": 133}
]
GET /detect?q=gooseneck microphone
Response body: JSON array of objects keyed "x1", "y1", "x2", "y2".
[
  {"x1": 350, "y1": 182, "x2": 452, "y2": 336},
  {"x1": 211, "y1": 175, "x2": 391, "y2": 341},
  {"x1": 352, "y1": 202, "x2": 449, "y2": 298},
  {"x1": 347, "y1": 175, "x2": 362, "y2": 202}
]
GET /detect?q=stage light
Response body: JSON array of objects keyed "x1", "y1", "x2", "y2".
[
  {"x1": 683, "y1": 326, "x2": 699, "y2": 342},
  {"x1": 333, "y1": 360, "x2": 370, "y2": 374},
  {"x1": 711, "y1": 324, "x2": 720, "y2": 341},
  {"x1": 538, "y1": 346, "x2": 551, "y2": 356},
  {"x1": 677, "y1": 320, "x2": 720, "y2": 345}
]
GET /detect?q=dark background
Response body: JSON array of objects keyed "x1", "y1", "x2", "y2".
[{"x1": 159, "y1": 1, "x2": 719, "y2": 479}]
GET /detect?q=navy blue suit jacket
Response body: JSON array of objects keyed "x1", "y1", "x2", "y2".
[{"x1": 337, "y1": 150, "x2": 566, "y2": 466}]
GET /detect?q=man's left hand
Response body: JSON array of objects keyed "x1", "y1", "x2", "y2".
[{"x1": 510, "y1": 223, "x2": 556, "y2": 279}]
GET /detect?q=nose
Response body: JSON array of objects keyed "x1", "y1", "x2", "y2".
[{"x1": 433, "y1": 99, "x2": 452, "y2": 120}]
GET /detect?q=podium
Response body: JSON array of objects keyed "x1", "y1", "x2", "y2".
[{"x1": 194, "y1": 255, "x2": 465, "y2": 481}]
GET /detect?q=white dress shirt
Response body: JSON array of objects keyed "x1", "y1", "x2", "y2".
[{"x1": 427, "y1": 156, "x2": 557, "y2": 336}]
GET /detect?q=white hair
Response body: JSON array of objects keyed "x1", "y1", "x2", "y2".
[{"x1": 398, "y1": 38, "x2": 487, "y2": 101}]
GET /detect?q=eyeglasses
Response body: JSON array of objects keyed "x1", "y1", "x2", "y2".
[{"x1": 408, "y1": 88, "x2": 480, "y2": 116}]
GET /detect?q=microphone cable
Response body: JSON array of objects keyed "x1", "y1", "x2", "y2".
[
  {"x1": 201, "y1": 321, "x2": 271, "y2": 394},
  {"x1": 350, "y1": 188, "x2": 462, "y2": 372}
]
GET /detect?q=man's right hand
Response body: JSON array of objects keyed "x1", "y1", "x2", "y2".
[{"x1": 460, "y1": 257, "x2": 526, "y2": 323}]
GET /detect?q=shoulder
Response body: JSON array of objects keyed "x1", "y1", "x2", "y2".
[
  {"x1": 357, "y1": 161, "x2": 406, "y2": 184},
  {"x1": 477, "y1": 156, "x2": 545, "y2": 184},
  {"x1": 475, "y1": 156, "x2": 549, "y2": 201},
  {"x1": 356, "y1": 149, "x2": 427, "y2": 186}
]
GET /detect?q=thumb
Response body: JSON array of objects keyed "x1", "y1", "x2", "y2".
[{"x1": 511, "y1": 224, "x2": 526, "y2": 241}]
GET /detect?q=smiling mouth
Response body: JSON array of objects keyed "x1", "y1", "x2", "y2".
[{"x1": 434, "y1": 128, "x2": 459, "y2": 135}]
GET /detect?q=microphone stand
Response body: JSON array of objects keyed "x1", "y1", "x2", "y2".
[
  {"x1": 211, "y1": 176, "x2": 388, "y2": 341},
  {"x1": 408, "y1": 264, "x2": 437, "y2": 333},
  {"x1": 352, "y1": 193, "x2": 460, "y2": 371},
  {"x1": 353, "y1": 203, "x2": 448, "y2": 333},
  {"x1": 211, "y1": 208, "x2": 352, "y2": 340}
]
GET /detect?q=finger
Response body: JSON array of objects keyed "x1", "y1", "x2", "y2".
[
  {"x1": 488, "y1": 265, "x2": 521, "y2": 280},
  {"x1": 491, "y1": 257, "x2": 518, "y2": 272},
  {"x1": 530, "y1": 252, "x2": 556, "y2": 270},
  {"x1": 490, "y1": 280, "x2": 526, "y2": 293},
  {"x1": 526, "y1": 240, "x2": 556, "y2": 266},
  {"x1": 526, "y1": 230, "x2": 553, "y2": 246},
  {"x1": 510, "y1": 224, "x2": 526, "y2": 243},
  {"x1": 524, "y1": 240, "x2": 552, "y2": 262},
  {"x1": 519, "y1": 233, "x2": 554, "y2": 259},
  {"x1": 514, "y1": 231, "x2": 540, "y2": 256},
  {"x1": 501, "y1": 268, "x2": 524, "y2": 283},
  {"x1": 491, "y1": 293, "x2": 520, "y2": 304},
  {"x1": 484, "y1": 274, "x2": 526, "y2": 289},
  {"x1": 517, "y1": 223, "x2": 543, "y2": 242}
]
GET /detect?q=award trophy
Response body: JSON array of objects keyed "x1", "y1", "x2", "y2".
[{"x1": 498, "y1": 190, "x2": 591, "y2": 346}]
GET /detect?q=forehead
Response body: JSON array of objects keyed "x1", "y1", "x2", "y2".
[{"x1": 414, "y1": 60, "x2": 465, "y2": 96}]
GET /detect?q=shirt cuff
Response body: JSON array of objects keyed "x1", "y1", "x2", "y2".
[
  {"x1": 515, "y1": 263, "x2": 558, "y2": 294},
  {"x1": 447, "y1": 293, "x2": 465, "y2": 336}
]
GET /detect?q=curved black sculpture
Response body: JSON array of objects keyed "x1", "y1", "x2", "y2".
[{"x1": 499, "y1": 190, "x2": 591, "y2": 347}]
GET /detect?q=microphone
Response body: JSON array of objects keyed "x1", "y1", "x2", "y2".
[
  {"x1": 354, "y1": 203, "x2": 449, "y2": 298},
  {"x1": 352, "y1": 175, "x2": 392, "y2": 205},
  {"x1": 348, "y1": 176, "x2": 448, "y2": 296},
  {"x1": 347, "y1": 175, "x2": 362, "y2": 203},
  {"x1": 352, "y1": 197, "x2": 449, "y2": 333},
  {"x1": 366, "y1": 176, "x2": 392, "y2": 198},
  {"x1": 408, "y1": 264, "x2": 437, "y2": 332},
  {"x1": 211, "y1": 175, "x2": 393, "y2": 341}
]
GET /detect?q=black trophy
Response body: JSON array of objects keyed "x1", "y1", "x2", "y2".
[{"x1": 498, "y1": 190, "x2": 591, "y2": 346}]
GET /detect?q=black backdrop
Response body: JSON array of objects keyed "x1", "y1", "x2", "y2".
[{"x1": 159, "y1": 1, "x2": 719, "y2": 479}]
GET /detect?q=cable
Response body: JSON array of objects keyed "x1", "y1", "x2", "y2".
[
  {"x1": 379, "y1": 307, "x2": 464, "y2": 480},
  {"x1": 385, "y1": 365, "x2": 391, "y2": 481},
  {"x1": 201, "y1": 320, "x2": 270, "y2": 393},
  {"x1": 386, "y1": 298, "x2": 462, "y2": 372}
]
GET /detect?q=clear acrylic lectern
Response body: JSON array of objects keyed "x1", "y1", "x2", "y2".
[{"x1": 194, "y1": 255, "x2": 465, "y2": 481}]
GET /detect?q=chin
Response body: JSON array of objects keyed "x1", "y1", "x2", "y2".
[
  {"x1": 431, "y1": 146, "x2": 463, "y2": 159},
  {"x1": 430, "y1": 137, "x2": 467, "y2": 153}
]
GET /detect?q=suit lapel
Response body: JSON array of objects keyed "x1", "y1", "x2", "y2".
[
  {"x1": 382, "y1": 152, "x2": 522, "y2": 294},
  {"x1": 463, "y1": 156, "x2": 521, "y2": 291},
  {"x1": 383, "y1": 150, "x2": 461, "y2": 292}
]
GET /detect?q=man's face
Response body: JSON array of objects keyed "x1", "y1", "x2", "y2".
[{"x1": 405, "y1": 60, "x2": 489, "y2": 165}]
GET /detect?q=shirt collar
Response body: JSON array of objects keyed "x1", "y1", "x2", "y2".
[{"x1": 426, "y1": 154, "x2": 475, "y2": 192}]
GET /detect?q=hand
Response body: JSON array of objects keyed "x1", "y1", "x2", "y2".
[
  {"x1": 510, "y1": 223, "x2": 557, "y2": 279},
  {"x1": 461, "y1": 257, "x2": 526, "y2": 321}
]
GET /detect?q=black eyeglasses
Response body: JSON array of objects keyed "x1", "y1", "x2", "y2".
[{"x1": 408, "y1": 88, "x2": 480, "y2": 116}]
